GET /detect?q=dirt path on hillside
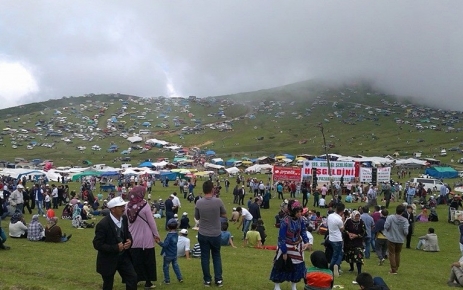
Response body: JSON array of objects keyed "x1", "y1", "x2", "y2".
[{"x1": 193, "y1": 140, "x2": 214, "y2": 148}]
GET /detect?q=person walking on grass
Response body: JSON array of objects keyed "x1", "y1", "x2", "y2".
[
  {"x1": 384, "y1": 204, "x2": 409, "y2": 275},
  {"x1": 195, "y1": 180, "x2": 227, "y2": 287},
  {"x1": 327, "y1": 203, "x2": 345, "y2": 277},
  {"x1": 155, "y1": 219, "x2": 183, "y2": 285},
  {"x1": 93, "y1": 196, "x2": 137, "y2": 290}
]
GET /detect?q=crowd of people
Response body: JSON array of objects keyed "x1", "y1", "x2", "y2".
[{"x1": 3, "y1": 170, "x2": 463, "y2": 289}]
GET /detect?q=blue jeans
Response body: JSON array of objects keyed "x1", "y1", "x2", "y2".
[
  {"x1": 364, "y1": 237, "x2": 373, "y2": 258},
  {"x1": 416, "y1": 239, "x2": 425, "y2": 249},
  {"x1": 242, "y1": 219, "x2": 252, "y2": 239},
  {"x1": 0, "y1": 227, "x2": 7, "y2": 242},
  {"x1": 407, "y1": 195, "x2": 414, "y2": 205},
  {"x1": 163, "y1": 256, "x2": 182, "y2": 282},
  {"x1": 198, "y1": 233, "x2": 222, "y2": 283},
  {"x1": 329, "y1": 241, "x2": 343, "y2": 270},
  {"x1": 36, "y1": 200, "x2": 45, "y2": 215}
]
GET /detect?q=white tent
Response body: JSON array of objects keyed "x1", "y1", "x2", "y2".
[
  {"x1": 204, "y1": 162, "x2": 225, "y2": 170},
  {"x1": 245, "y1": 164, "x2": 273, "y2": 173},
  {"x1": 395, "y1": 158, "x2": 427, "y2": 166},
  {"x1": 145, "y1": 138, "x2": 169, "y2": 146},
  {"x1": 225, "y1": 167, "x2": 240, "y2": 174},
  {"x1": 152, "y1": 161, "x2": 168, "y2": 168},
  {"x1": 127, "y1": 136, "x2": 143, "y2": 143}
]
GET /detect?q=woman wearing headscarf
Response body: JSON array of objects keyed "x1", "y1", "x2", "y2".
[
  {"x1": 27, "y1": 215, "x2": 45, "y2": 241},
  {"x1": 125, "y1": 185, "x2": 160, "y2": 289},
  {"x1": 270, "y1": 199, "x2": 310, "y2": 290},
  {"x1": 45, "y1": 217, "x2": 72, "y2": 243},
  {"x1": 9, "y1": 211, "x2": 28, "y2": 238},
  {"x1": 344, "y1": 210, "x2": 366, "y2": 275},
  {"x1": 305, "y1": 250, "x2": 334, "y2": 290}
]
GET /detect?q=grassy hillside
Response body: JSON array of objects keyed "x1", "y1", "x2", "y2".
[{"x1": 0, "y1": 81, "x2": 462, "y2": 167}]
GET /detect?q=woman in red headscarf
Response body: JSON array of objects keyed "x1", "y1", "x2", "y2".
[{"x1": 125, "y1": 185, "x2": 160, "y2": 289}]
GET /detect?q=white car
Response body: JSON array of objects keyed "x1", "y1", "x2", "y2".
[
  {"x1": 92, "y1": 145, "x2": 101, "y2": 151},
  {"x1": 77, "y1": 146, "x2": 86, "y2": 151}
]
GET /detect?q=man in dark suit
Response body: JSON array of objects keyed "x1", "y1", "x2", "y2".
[{"x1": 93, "y1": 196, "x2": 137, "y2": 290}]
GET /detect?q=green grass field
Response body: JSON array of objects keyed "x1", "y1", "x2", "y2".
[{"x1": 0, "y1": 172, "x2": 461, "y2": 290}]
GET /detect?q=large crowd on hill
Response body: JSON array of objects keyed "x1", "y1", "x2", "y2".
[{"x1": 2, "y1": 172, "x2": 463, "y2": 289}]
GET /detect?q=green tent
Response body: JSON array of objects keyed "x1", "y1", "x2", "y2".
[{"x1": 71, "y1": 171, "x2": 101, "y2": 181}]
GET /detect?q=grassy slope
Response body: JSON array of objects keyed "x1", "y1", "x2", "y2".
[
  {"x1": 0, "y1": 171, "x2": 461, "y2": 289},
  {"x1": 0, "y1": 81, "x2": 462, "y2": 167}
]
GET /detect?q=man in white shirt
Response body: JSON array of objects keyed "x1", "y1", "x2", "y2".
[
  {"x1": 236, "y1": 207, "x2": 253, "y2": 239},
  {"x1": 51, "y1": 184, "x2": 59, "y2": 209},
  {"x1": 177, "y1": 229, "x2": 191, "y2": 259},
  {"x1": 319, "y1": 197, "x2": 326, "y2": 208},
  {"x1": 327, "y1": 203, "x2": 345, "y2": 277},
  {"x1": 172, "y1": 192, "x2": 181, "y2": 215}
]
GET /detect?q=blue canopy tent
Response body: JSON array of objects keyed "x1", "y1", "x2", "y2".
[
  {"x1": 206, "y1": 150, "x2": 216, "y2": 156},
  {"x1": 225, "y1": 158, "x2": 236, "y2": 167},
  {"x1": 283, "y1": 154, "x2": 295, "y2": 160},
  {"x1": 17, "y1": 170, "x2": 44, "y2": 180},
  {"x1": 155, "y1": 171, "x2": 177, "y2": 181},
  {"x1": 142, "y1": 122, "x2": 151, "y2": 127},
  {"x1": 425, "y1": 167, "x2": 458, "y2": 179},
  {"x1": 139, "y1": 161, "x2": 154, "y2": 167},
  {"x1": 100, "y1": 171, "x2": 120, "y2": 177}
]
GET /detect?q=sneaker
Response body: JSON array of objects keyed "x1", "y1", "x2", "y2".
[
  {"x1": 163, "y1": 281, "x2": 170, "y2": 285},
  {"x1": 352, "y1": 281, "x2": 358, "y2": 285},
  {"x1": 66, "y1": 234, "x2": 72, "y2": 241},
  {"x1": 389, "y1": 270, "x2": 398, "y2": 275},
  {"x1": 379, "y1": 258, "x2": 385, "y2": 266},
  {"x1": 333, "y1": 265, "x2": 339, "y2": 278},
  {"x1": 204, "y1": 281, "x2": 211, "y2": 287},
  {"x1": 178, "y1": 279, "x2": 183, "y2": 283},
  {"x1": 216, "y1": 280, "x2": 223, "y2": 287},
  {"x1": 144, "y1": 285, "x2": 156, "y2": 289}
]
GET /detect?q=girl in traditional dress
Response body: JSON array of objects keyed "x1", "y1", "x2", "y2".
[{"x1": 270, "y1": 199, "x2": 310, "y2": 290}]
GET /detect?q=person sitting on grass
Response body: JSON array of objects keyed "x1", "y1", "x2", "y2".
[
  {"x1": 220, "y1": 222, "x2": 237, "y2": 248},
  {"x1": 177, "y1": 229, "x2": 191, "y2": 259},
  {"x1": 416, "y1": 208, "x2": 429, "y2": 222},
  {"x1": 355, "y1": 272, "x2": 389, "y2": 289},
  {"x1": 416, "y1": 227, "x2": 440, "y2": 252},
  {"x1": 243, "y1": 223, "x2": 262, "y2": 248},
  {"x1": 448, "y1": 255, "x2": 463, "y2": 287},
  {"x1": 304, "y1": 250, "x2": 333, "y2": 290},
  {"x1": 9, "y1": 211, "x2": 28, "y2": 239},
  {"x1": 45, "y1": 217, "x2": 72, "y2": 243},
  {"x1": 27, "y1": 214, "x2": 45, "y2": 241}
]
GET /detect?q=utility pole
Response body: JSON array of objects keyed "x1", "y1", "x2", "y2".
[{"x1": 318, "y1": 123, "x2": 335, "y2": 199}]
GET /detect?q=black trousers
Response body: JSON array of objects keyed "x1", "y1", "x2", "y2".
[
  {"x1": 101, "y1": 252, "x2": 137, "y2": 290},
  {"x1": 23, "y1": 200, "x2": 32, "y2": 214}
]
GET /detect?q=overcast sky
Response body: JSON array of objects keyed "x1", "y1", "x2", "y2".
[{"x1": 0, "y1": 1, "x2": 462, "y2": 110}]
